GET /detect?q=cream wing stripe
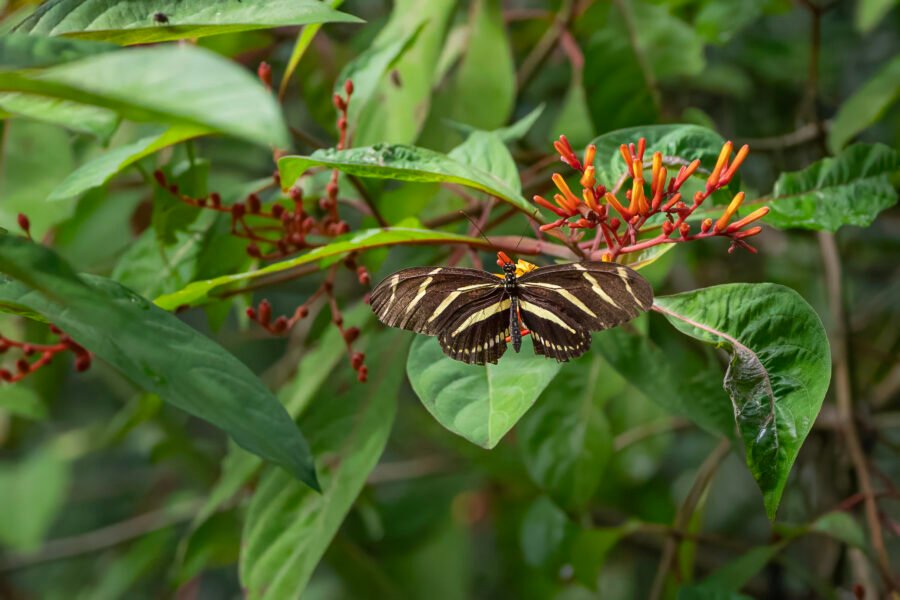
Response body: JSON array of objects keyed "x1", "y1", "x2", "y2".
[
  {"x1": 405, "y1": 277, "x2": 433, "y2": 313},
  {"x1": 428, "y1": 290, "x2": 462, "y2": 322},
  {"x1": 518, "y1": 300, "x2": 577, "y2": 333},
  {"x1": 522, "y1": 282, "x2": 598, "y2": 318},
  {"x1": 451, "y1": 299, "x2": 512, "y2": 337},
  {"x1": 582, "y1": 272, "x2": 621, "y2": 309},
  {"x1": 616, "y1": 267, "x2": 643, "y2": 306}
]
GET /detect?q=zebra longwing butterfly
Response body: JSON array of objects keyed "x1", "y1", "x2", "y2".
[{"x1": 370, "y1": 252, "x2": 653, "y2": 365}]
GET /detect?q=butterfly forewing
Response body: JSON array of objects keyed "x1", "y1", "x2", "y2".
[
  {"x1": 517, "y1": 262, "x2": 652, "y2": 362},
  {"x1": 370, "y1": 267, "x2": 510, "y2": 365}
]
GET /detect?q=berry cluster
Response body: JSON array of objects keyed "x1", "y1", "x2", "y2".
[{"x1": 0, "y1": 324, "x2": 91, "y2": 383}]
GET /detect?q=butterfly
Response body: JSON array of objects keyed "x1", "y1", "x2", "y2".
[{"x1": 370, "y1": 251, "x2": 653, "y2": 365}]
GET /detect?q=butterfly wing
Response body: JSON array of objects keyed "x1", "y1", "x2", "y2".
[
  {"x1": 517, "y1": 261, "x2": 653, "y2": 362},
  {"x1": 370, "y1": 266, "x2": 503, "y2": 335}
]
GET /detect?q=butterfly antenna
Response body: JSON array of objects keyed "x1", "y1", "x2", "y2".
[{"x1": 459, "y1": 210, "x2": 511, "y2": 267}]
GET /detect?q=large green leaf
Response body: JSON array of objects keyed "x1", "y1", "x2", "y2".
[
  {"x1": 0, "y1": 33, "x2": 116, "y2": 69},
  {"x1": 15, "y1": 0, "x2": 360, "y2": 45},
  {"x1": 406, "y1": 335, "x2": 561, "y2": 449},
  {"x1": 655, "y1": 284, "x2": 831, "y2": 519},
  {"x1": 0, "y1": 234, "x2": 317, "y2": 489},
  {"x1": 278, "y1": 145, "x2": 536, "y2": 217},
  {"x1": 596, "y1": 327, "x2": 734, "y2": 437},
  {"x1": 855, "y1": 0, "x2": 898, "y2": 32},
  {"x1": 0, "y1": 93, "x2": 118, "y2": 140},
  {"x1": 828, "y1": 57, "x2": 900, "y2": 153},
  {"x1": 239, "y1": 331, "x2": 406, "y2": 599},
  {"x1": 767, "y1": 143, "x2": 900, "y2": 231},
  {"x1": 49, "y1": 126, "x2": 207, "y2": 201},
  {"x1": 0, "y1": 45, "x2": 288, "y2": 148},
  {"x1": 590, "y1": 124, "x2": 726, "y2": 191},
  {"x1": 449, "y1": 131, "x2": 521, "y2": 194},
  {"x1": 518, "y1": 355, "x2": 613, "y2": 509},
  {"x1": 154, "y1": 227, "x2": 485, "y2": 310}
]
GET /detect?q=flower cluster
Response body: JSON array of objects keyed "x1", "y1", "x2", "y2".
[
  {"x1": 0, "y1": 324, "x2": 91, "y2": 383},
  {"x1": 534, "y1": 136, "x2": 768, "y2": 260}
]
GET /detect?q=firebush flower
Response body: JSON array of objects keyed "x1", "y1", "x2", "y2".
[{"x1": 535, "y1": 136, "x2": 768, "y2": 260}]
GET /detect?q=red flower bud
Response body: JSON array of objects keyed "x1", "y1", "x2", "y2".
[
  {"x1": 351, "y1": 352, "x2": 365, "y2": 370},
  {"x1": 17, "y1": 213, "x2": 30, "y2": 235},
  {"x1": 343, "y1": 327, "x2": 360, "y2": 343},
  {"x1": 258, "y1": 61, "x2": 272, "y2": 89},
  {"x1": 344, "y1": 79, "x2": 354, "y2": 96},
  {"x1": 247, "y1": 194, "x2": 261, "y2": 213},
  {"x1": 231, "y1": 203, "x2": 246, "y2": 219},
  {"x1": 258, "y1": 300, "x2": 272, "y2": 326}
]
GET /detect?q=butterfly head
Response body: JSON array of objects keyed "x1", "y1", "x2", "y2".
[{"x1": 496, "y1": 251, "x2": 538, "y2": 277}]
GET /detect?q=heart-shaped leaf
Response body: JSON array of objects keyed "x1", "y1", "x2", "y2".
[
  {"x1": 654, "y1": 283, "x2": 831, "y2": 519},
  {"x1": 407, "y1": 335, "x2": 561, "y2": 448}
]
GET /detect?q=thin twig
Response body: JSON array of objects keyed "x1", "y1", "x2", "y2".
[
  {"x1": 0, "y1": 501, "x2": 201, "y2": 572},
  {"x1": 818, "y1": 232, "x2": 898, "y2": 591},
  {"x1": 516, "y1": 0, "x2": 574, "y2": 90},
  {"x1": 613, "y1": 417, "x2": 692, "y2": 452}
]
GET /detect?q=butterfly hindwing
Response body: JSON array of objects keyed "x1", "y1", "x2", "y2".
[{"x1": 438, "y1": 289, "x2": 510, "y2": 365}]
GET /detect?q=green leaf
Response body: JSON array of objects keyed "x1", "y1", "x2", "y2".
[
  {"x1": 449, "y1": 104, "x2": 545, "y2": 143},
  {"x1": 278, "y1": 0, "x2": 344, "y2": 99},
  {"x1": 655, "y1": 284, "x2": 831, "y2": 519},
  {"x1": 810, "y1": 511, "x2": 867, "y2": 549},
  {"x1": 519, "y1": 496, "x2": 576, "y2": 568},
  {"x1": 0, "y1": 45, "x2": 287, "y2": 148},
  {"x1": 695, "y1": 0, "x2": 766, "y2": 44},
  {"x1": 0, "y1": 385, "x2": 47, "y2": 420},
  {"x1": 0, "y1": 444, "x2": 71, "y2": 552},
  {"x1": 278, "y1": 145, "x2": 536, "y2": 218},
  {"x1": 449, "y1": 131, "x2": 521, "y2": 194},
  {"x1": 422, "y1": 0, "x2": 515, "y2": 149},
  {"x1": 590, "y1": 124, "x2": 726, "y2": 191},
  {"x1": 699, "y1": 543, "x2": 786, "y2": 592},
  {"x1": 571, "y1": 523, "x2": 639, "y2": 589},
  {"x1": 154, "y1": 227, "x2": 485, "y2": 310},
  {"x1": 0, "y1": 33, "x2": 116, "y2": 69},
  {"x1": 0, "y1": 93, "x2": 118, "y2": 140},
  {"x1": 336, "y1": 22, "x2": 424, "y2": 130},
  {"x1": 50, "y1": 126, "x2": 207, "y2": 201},
  {"x1": 353, "y1": 0, "x2": 456, "y2": 145},
  {"x1": 767, "y1": 143, "x2": 900, "y2": 231},
  {"x1": 518, "y1": 355, "x2": 613, "y2": 509},
  {"x1": 15, "y1": 0, "x2": 361, "y2": 45},
  {"x1": 855, "y1": 0, "x2": 898, "y2": 32},
  {"x1": 0, "y1": 235, "x2": 318, "y2": 489},
  {"x1": 596, "y1": 327, "x2": 734, "y2": 437},
  {"x1": 239, "y1": 331, "x2": 406, "y2": 599},
  {"x1": 828, "y1": 57, "x2": 900, "y2": 153},
  {"x1": 626, "y1": 0, "x2": 706, "y2": 81},
  {"x1": 406, "y1": 335, "x2": 561, "y2": 449}
]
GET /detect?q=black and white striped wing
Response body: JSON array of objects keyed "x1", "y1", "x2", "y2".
[
  {"x1": 517, "y1": 262, "x2": 653, "y2": 362},
  {"x1": 369, "y1": 268, "x2": 510, "y2": 366}
]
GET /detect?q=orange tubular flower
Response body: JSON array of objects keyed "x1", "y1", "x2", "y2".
[
  {"x1": 580, "y1": 166, "x2": 596, "y2": 189},
  {"x1": 552, "y1": 173, "x2": 581, "y2": 211},
  {"x1": 583, "y1": 144, "x2": 596, "y2": 168},
  {"x1": 674, "y1": 159, "x2": 700, "y2": 188},
  {"x1": 721, "y1": 144, "x2": 749, "y2": 183},
  {"x1": 582, "y1": 188, "x2": 602, "y2": 213},
  {"x1": 534, "y1": 194, "x2": 569, "y2": 217},
  {"x1": 727, "y1": 207, "x2": 769, "y2": 232},
  {"x1": 620, "y1": 144, "x2": 635, "y2": 177},
  {"x1": 715, "y1": 191, "x2": 745, "y2": 232},
  {"x1": 604, "y1": 192, "x2": 631, "y2": 220},
  {"x1": 707, "y1": 141, "x2": 733, "y2": 190}
]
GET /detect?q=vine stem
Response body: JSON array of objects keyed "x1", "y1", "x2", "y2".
[
  {"x1": 818, "y1": 231, "x2": 898, "y2": 591},
  {"x1": 649, "y1": 438, "x2": 732, "y2": 600}
]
